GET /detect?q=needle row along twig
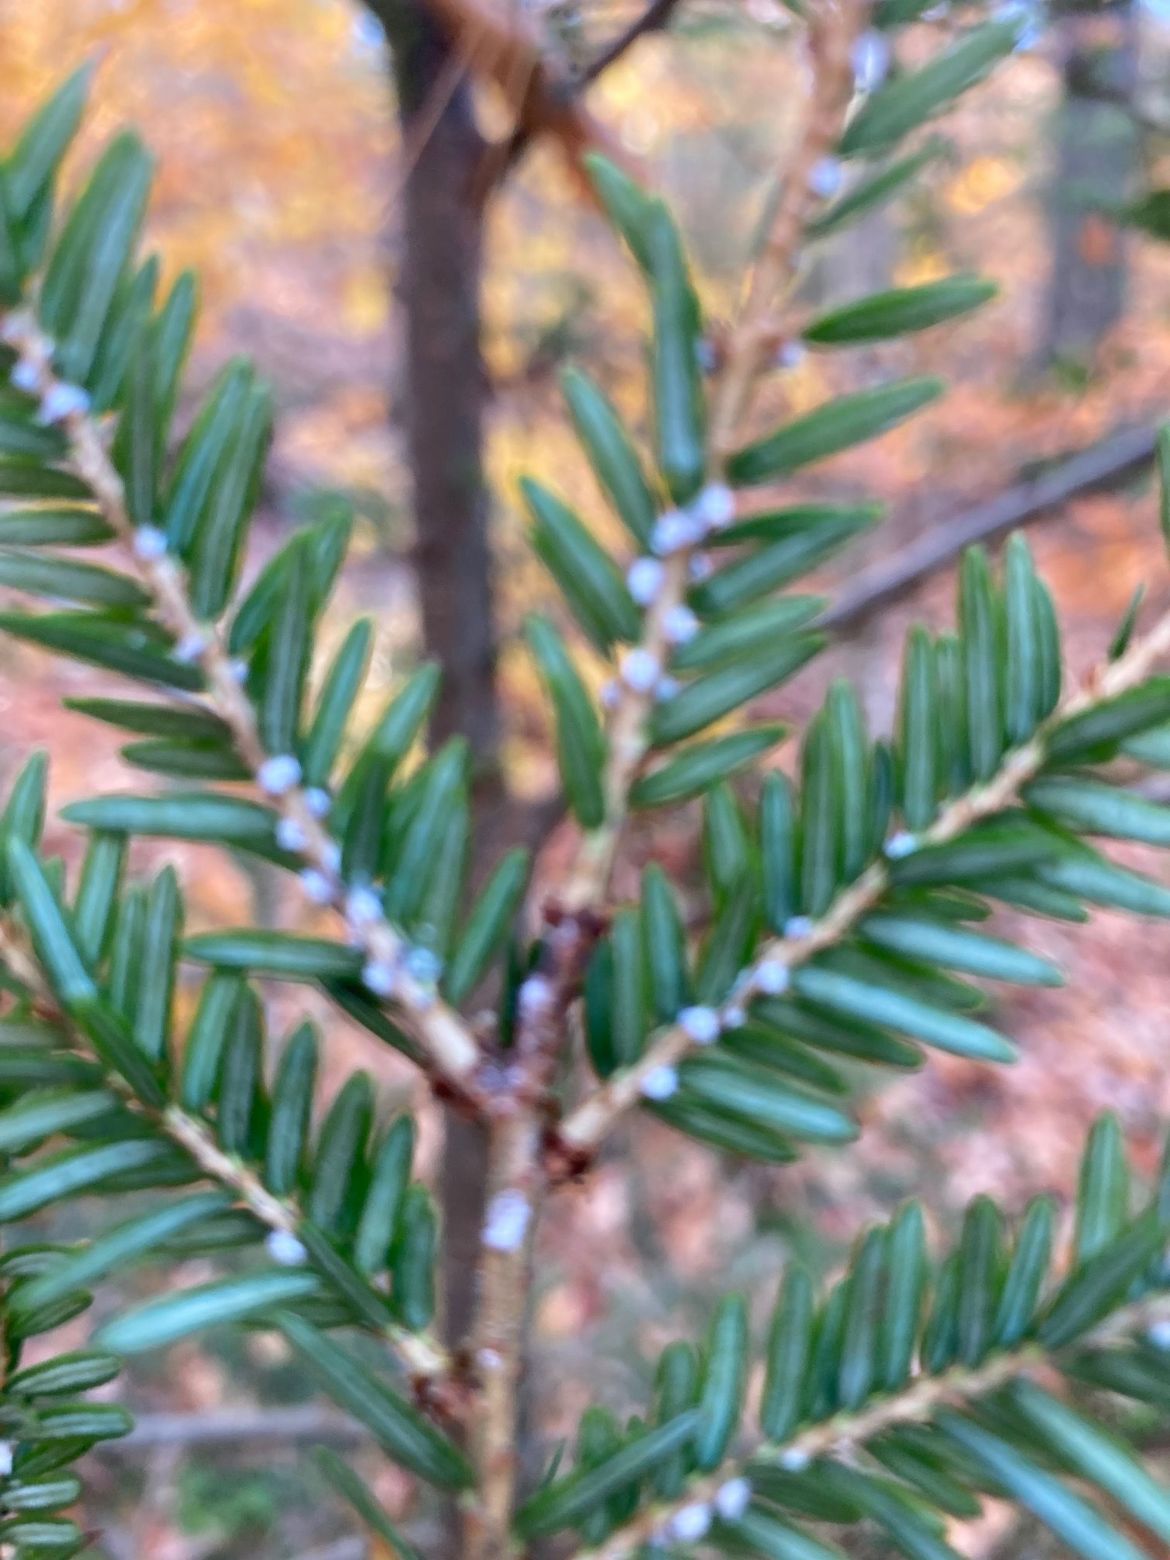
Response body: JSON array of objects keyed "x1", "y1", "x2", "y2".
[
  {"x1": 555, "y1": 600, "x2": 1170, "y2": 1155},
  {"x1": 576, "y1": 1285, "x2": 1170, "y2": 1560},
  {"x1": 560, "y1": 0, "x2": 866, "y2": 919},
  {"x1": 0, "y1": 918, "x2": 455, "y2": 1397},
  {"x1": 0, "y1": 307, "x2": 485, "y2": 1109}
]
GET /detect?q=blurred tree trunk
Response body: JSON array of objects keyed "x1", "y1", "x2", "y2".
[
  {"x1": 1037, "y1": 0, "x2": 1139, "y2": 368},
  {"x1": 363, "y1": 0, "x2": 492, "y2": 1375},
  {"x1": 367, "y1": 0, "x2": 501, "y2": 777}
]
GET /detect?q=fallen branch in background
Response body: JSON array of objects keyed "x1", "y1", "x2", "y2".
[{"x1": 821, "y1": 421, "x2": 1159, "y2": 634}]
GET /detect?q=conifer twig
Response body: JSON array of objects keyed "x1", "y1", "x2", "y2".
[
  {"x1": 571, "y1": 1286, "x2": 1170, "y2": 1560},
  {"x1": 472, "y1": 8, "x2": 870, "y2": 1537},
  {"x1": 559, "y1": 0, "x2": 866, "y2": 917},
  {"x1": 0, "y1": 309, "x2": 485, "y2": 1110},
  {"x1": 0, "y1": 916, "x2": 457, "y2": 1400},
  {"x1": 709, "y1": 0, "x2": 863, "y2": 461},
  {"x1": 555, "y1": 600, "x2": 1170, "y2": 1157}
]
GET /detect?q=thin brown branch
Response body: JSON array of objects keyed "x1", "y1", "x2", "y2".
[
  {"x1": 463, "y1": 915, "x2": 601, "y2": 1559},
  {"x1": 464, "y1": 1108, "x2": 545, "y2": 1560},
  {"x1": 583, "y1": 0, "x2": 687, "y2": 84},
  {"x1": 418, "y1": 0, "x2": 625, "y2": 200},
  {"x1": 491, "y1": 0, "x2": 685, "y2": 187},
  {"x1": 559, "y1": 542, "x2": 692, "y2": 914},
  {"x1": 0, "y1": 309, "x2": 485, "y2": 1111},
  {"x1": 553, "y1": 596, "x2": 1170, "y2": 1158}
]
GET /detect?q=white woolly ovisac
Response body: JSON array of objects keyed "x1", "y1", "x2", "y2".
[
  {"x1": 482, "y1": 1189, "x2": 531, "y2": 1253},
  {"x1": 275, "y1": 817, "x2": 307, "y2": 853},
  {"x1": 640, "y1": 1064, "x2": 679, "y2": 1102},
  {"x1": 808, "y1": 155, "x2": 843, "y2": 199},
  {"x1": 10, "y1": 358, "x2": 41, "y2": 395},
  {"x1": 406, "y1": 946, "x2": 443, "y2": 986},
  {"x1": 679, "y1": 1005, "x2": 721, "y2": 1046},
  {"x1": 362, "y1": 959, "x2": 398, "y2": 1000},
  {"x1": 651, "y1": 508, "x2": 703, "y2": 556},
  {"x1": 304, "y1": 786, "x2": 332, "y2": 819},
  {"x1": 667, "y1": 1503, "x2": 712, "y2": 1543},
  {"x1": 174, "y1": 631, "x2": 209, "y2": 665},
  {"x1": 627, "y1": 556, "x2": 666, "y2": 607},
  {"x1": 662, "y1": 604, "x2": 699, "y2": 646},
  {"x1": 37, "y1": 381, "x2": 90, "y2": 425},
  {"x1": 300, "y1": 869, "x2": 334, "y2": 905},
  {"x1": 265, "y1": 1230, "x2": 308, "y2": 1267},
  {"x1": 714, "y1": 1477, "x2": 753, "y2": 1521},
  {"x1": 756, "y1": 959, "x2": 790, "y2": 996},
  {"x1": 621, "y1": 647, "x2": 662, "y2": 694},
  {"x1": 691, "y1": 482, "x2": 735, "y2": 530},
  {"x1": 346, "y1": 885, "x2": 383, "y2": 927},
  {"x1": 884, "y1": 830, "x2": 918, "y2": 860},
  {"x1": 257, "y1": 754, "x2": 302, "y2": 796},
  {"x1": 132, "y1": 525, "x2": 169, "y2": 561}
]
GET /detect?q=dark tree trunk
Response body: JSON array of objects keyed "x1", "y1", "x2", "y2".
[
  {"x1": 363, "y1": 0, "x2": 493, "y2": 1355},
  {"x1": 368, "y1": 0, "x2": 501, "y2": 775},
  {"x1": 1038, "y1": 0, "x2": 1139, "y2": 368}
]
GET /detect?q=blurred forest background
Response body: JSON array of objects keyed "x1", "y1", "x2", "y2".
[{"x1": 7, "y1": 1, "x2": 1170, "y2": 1555}]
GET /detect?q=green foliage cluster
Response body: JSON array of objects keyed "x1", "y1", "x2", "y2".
[
  {"x1": 519, "y1": 1116, "x2": 1170, "y2": 1557},
  {"x1": 1, "y1": 12, "x2": 1170, "y2": 1558}
]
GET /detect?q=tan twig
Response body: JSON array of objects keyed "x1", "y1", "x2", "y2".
[
  {"x1": 709, "y1": 0, "x2": 863, "y2": 462},
  {"x1": 0, "y1": 309, "x2": 484, "y2": 1109},
  {"x1": 559, "y1": 541, "x2": 692, "y2": 914},
  {"x1": 464, "y1": 915, "x2": 601, "y2": 1559},
  {"x1": 573, "y1": 1287, "x2": 1170, "y2": 1560},
  {"x1": 555, "y1": 599, "x2": 1170, "y2": 1156},
  {"x1": 464, "y1": 1108, "x2": 544, "y2": 1560}
]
